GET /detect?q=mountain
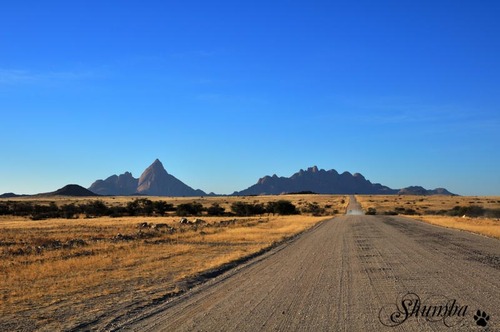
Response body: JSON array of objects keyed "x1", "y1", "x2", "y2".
[
  {"x1": 233, "y1": 166, "x2": 454, "y2": 196},
  {"x1": 89, "y1": 171, "x2": 138, "y2": 195},
  {"x1": 88, "y1": 159, "x2": 206, "y2": 196},
  {"x1": 137, "y1": 159, "x2": 206, "y2": 196},
  {"x1": 47, "y1": 184, "x2": 99, "y2": 197},
  {"x1": 0, "y1": 192, "x2": 28, "y2": 198},
  {"x1": 397, "y1": 186, "x2": 455, "y2": 196}
]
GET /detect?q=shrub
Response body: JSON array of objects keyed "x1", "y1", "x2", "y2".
[
  {"x1": 153, "y1": 200, "x2": 175, "y2": 216},
  {"x1": 301, "y1": 202, "x2": 325, "y2": 216},
  {"x1": 447, "y1": 205, "x2": 485, "y2": 217},
  {"x1": 365, "y1": 208, "x2": 377, "y2": 215},
  {"x1": 231, "y1": 202, "x2": 265, "y2": 216},
  {"x1": 384, "y1": 211, "x2": 398, "y2": 215},
  {"x1": 268, "y1": 200, "x2": 298, "y2": 215},
  {"x1": 109, "y1": 206, "x2": 128, "y2": 218},
  {"x1": 61, "y1": 204, "x2": 79, "y2": 219},
  {"x1": 207, "y1": 203, "x2": 225, "y2": 216},
  {"x1": 80, "y1": 200, "x2": 109, "y2": 217},
  {"x1": 0, "y1": 203, "x2": 11, "y2": 215},
  {"x1": 31, "y1": 203, "x2": 60, "y2": 220},
  {"x1": 485, "y1": 209, "x2": 500, "y2": 218},
  {"x1": 176, "y1": 203, "x2": 203, "y2": 216}
]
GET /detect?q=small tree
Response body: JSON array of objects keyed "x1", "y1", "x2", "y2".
[
  {"x1": 138, "y1": 198, "x2": 154, "y2": 216},
  {"x1": 126, "y1": 200, "x2": 140, "y2": 216},
  {"x1": 78, "y1": 200, "x2": 109, "y2": 218},
  {"x1": 231, "y1": 202, "x2": 265, "y2": 216},
  {"x1": 126, "y1": 198, "x2": 155, "y2": 216},
  {"x1": 61, "y1": 203, "x2": 78, "y2": 219},
  {"x1": 273, "y1": 200, "x2": 298, "y2": 215},
  {"x1": 153, "y1": 200, "x2": 174, "y2": 216}
]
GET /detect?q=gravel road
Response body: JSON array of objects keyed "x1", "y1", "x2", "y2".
[{"x1": 116, "y1": 197, "x2": 499, "y2": 331}]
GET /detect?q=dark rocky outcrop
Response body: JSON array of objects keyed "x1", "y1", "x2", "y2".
[
  {"x1": 397, "y1": 186, "x2": 455, "y2": 196},
  {"x1": 88, "y1": 159, "x2": 206, "y2": 197},
  {"x1": 89, "y1": 171, "x2": 138, "y2": 196},
  {"x1": 137, "y1": 159, "x2": 206, "y2": 196},
  {"x1": 233, "y1": 166, "x2": 454, "y2": 196}
]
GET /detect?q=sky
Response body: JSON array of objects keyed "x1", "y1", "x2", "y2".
[{"x1": 1, "y1": 0, "x2": 499, "y2": 196}]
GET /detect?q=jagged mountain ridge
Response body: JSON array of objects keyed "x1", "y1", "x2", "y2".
[
  {"x1": 397, "y1": 186, "x2": 454, "y2": 196},
  {"x1": 89, "y1": 172, "x2": 138, "y2": 195},
  {"x1": 233, "y1": 166, "x2": 455, "y2": 196},
  {"x1": 89, "y1": 159, "x2": 206, "y2": 196}
]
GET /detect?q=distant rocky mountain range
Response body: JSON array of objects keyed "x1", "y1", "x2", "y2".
[
  {"x1": 89, "y1": 159, "x2": 206, "y2": 196},
  {"x1": 1, "y1": 161, "x2": 455, "y2": 197},
  {"x1": 233, "y1": 166, "x2": 455, "y2": 196}
]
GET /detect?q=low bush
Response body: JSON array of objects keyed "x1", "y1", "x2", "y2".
[
  {"x1": 365, "y1": 208, "x2": 377, "y2": 215},
  {"x1": 176, "y1": 203, "x2": 203, "y2": 216}
]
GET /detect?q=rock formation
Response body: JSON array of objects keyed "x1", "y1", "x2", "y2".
[
  {"x1": 88, "y1": 159, "x2": 206, "y2": 196},
  {"x1": 233, "y1": 166, "x2": 454, "y2": 196}
]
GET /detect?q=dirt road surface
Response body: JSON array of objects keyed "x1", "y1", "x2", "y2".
[{"x1": 113, "y1": 197, "x2": 499, "y2": 331}]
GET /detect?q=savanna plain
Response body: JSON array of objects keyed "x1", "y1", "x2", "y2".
[
  {"x1": 1, "y1": 194, "x2": 499, "y2": 331},
  {"x1": 0, "y1": 194, "x2": 345, "y2": 331}
]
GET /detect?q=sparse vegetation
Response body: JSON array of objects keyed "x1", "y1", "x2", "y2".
[
  {"x1": 300, "y1": 202, "x2": 326, "y2": 216},
  {"x1": 356, "y1": 195, "x2": 500, "y2": 239},
  {"x1": 365, "y1": 207, "x2": 377, "y2": 215},
  {"x1": 0, "y1": 194, "x2": 346, "y2": 331},
  {"x1": 176, "y1": 202, "x2": 204, "y2": 216},
  {"x1": 206, "y1": 203, "x2": 225, "y2": 216},
  {"x1": 266, "y1": 200, "x2": 298, "y2": 215},
  {"x1": 231, "y1": 201, "x2": 266, "y2": 216}
]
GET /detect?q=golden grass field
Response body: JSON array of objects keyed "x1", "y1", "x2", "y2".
[
  {"x1": 0, "y1": 194, "x2": 347, "y2": 331},
  {"x1": 356, "y1": 195, "x2": 500, "y2": 239},
  {"x1": 1, "y1": 194, "x2": 498, "y2": 330}
]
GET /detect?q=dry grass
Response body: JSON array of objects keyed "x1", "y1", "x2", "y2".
[
  {"x1": 356, "y1": 195, "x2": 500, "y2": 214},
  {"x1": 356, "y1": 195, "x2": 500, "y2": 239},
  {"x1": 0, "y1": 194, "x2": 346, "y2": 331},
  {"x1": 410, "y1": 215, "x2": 500, "y2": 239}
]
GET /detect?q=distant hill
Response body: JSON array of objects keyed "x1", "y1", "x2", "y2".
[
  {"x1": 397, "y1": 186, "x2": 455, "y2": 196},
  {"x1": 233, "y1": 166, "x2": 455, "y2": 196},
  {"x1": 89, "y1": 159, "x2": 206, "y2": 197},
  {"x1": 0, "y1": 192, "x2": 28, "y2": 198},
  {"x1": 47, "y1": 184, "x2": 99, "y2": 197}
]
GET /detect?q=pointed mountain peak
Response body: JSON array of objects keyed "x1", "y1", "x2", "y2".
[
  {"x1": 146, "y1": 159, "x2": 168, "y2": 173},
  {"x1": 152, "y1": 158, "x2": 163, "y2": 167},
  {"x1": 137, "y1": 159, "x2": 206, "y2": 196}
]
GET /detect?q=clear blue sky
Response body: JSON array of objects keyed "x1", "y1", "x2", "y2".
[{"x1": 1, "y1": 0, "x2": 499, "y2": 195}]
